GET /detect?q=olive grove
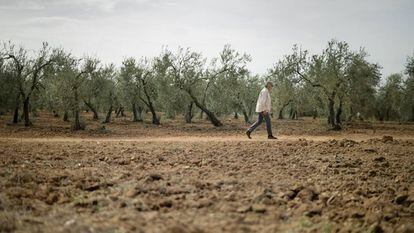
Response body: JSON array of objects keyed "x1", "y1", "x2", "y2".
[{"x1": 1, "y1": 40, "x2": 413, "y2": 130}]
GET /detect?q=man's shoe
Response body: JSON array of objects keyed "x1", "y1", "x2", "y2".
[
  {"x1": 268, "y1": 135, "x2": 277, "y2": 139},
  {"x1": 246, "y1": 131, "x2": 252, "y2": 139}
]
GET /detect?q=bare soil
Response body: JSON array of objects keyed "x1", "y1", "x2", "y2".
[{"x1": 0, "y1": 112, "x2": 413, "y2": 232}]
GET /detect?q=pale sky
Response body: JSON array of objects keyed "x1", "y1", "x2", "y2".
[{"x1": 1, "y1": 0, "x2": 413, "y2": 78}]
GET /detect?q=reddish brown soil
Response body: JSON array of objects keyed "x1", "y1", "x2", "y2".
[{"x1": 0, "y1": 112, "x2": 413, "y2": 232}]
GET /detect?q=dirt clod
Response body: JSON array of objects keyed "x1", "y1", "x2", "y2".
[
  {"x1": 373, "y1": 156, "x2": 387, "y2": 162},
  {"x1": 236, "y1": 205, "x2": 252, "y2": 213},
  {"x1": 395, "y1": 194, "x2": 409, "y2": 205},
  {"x1": 252, "y1": 204, "x2": 267, "y2": 213},
  {"x1": 382, "y1": 135, "x2": 394, "y2": 142},
  {"x1": 147, "y1": 173, "x2": 163, "y2": 182}
]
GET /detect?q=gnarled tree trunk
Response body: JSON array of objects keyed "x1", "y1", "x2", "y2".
[
  {"x1": 140, "y1": 81, "x2": 160, "y2": 125},
  {"x1": 12, "y1": 107, "x2": 19, "y2": 124},
  {"x1": 185, "y1": 101, "x2": 194, "y2": 123},
  {"x1": 328, "y1": 98, "x2": 341, "y2": 130},
  {"x1": 12, "y1": 95, "x2": 19, "y2": 124},
  {"x1": 336, "y1": 97, "x2": 343, "y2": 125},
  {"x1": 148, "y1": 104, "x2": 159, "y2": 125},
  {"x1": 22, "y1": 97, "x2": 31, "y2": 126},
  {"x1": 73, "y1": 109, "x2": 81, "y2": 130},
  {"x1": 84, "y1": 101, "x2": 99, "y2": 120},
  {"x1": 242, "y1": 108, "x2": 250, "y2": 123},
  {"x1": 72, "y1": 87, "x2": 83, "y2": 130},
  {"x1": 63, "y1": 111, "x2": 69, "y2": 122},
  {"x1": 188, "y1": 90, "x2": 222, "y2": 127},
  {"x1": 115, "y1": 106, "x2": 126, "y2": 118},
  {"x1": 278, "y1": 101, "x2": 291, "y2": 119},
  {"x1": 290, "y1": 109, "x2": 297, "y2": 120},
  {"x1": 103, "y1": 105, "x2": 113, "y2": 123}
]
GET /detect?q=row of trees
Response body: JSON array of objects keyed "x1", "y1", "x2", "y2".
[
  {"x1": 0, "y1": 40, "x2": 413, "y2": 130},
  {"x1": 0, "y1": 42, "x2": 257, "y2": 129},
  {"x1": 269, "y1": 41, "x2": 414, "y2": 129}
]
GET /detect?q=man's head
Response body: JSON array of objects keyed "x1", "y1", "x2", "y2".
[{"x1": 265, "y1": 81, "x2": 273, "y2": 91}]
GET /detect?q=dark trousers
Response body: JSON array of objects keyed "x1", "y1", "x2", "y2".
[{"x1": 247, "y1": 112, "x2": 273, "y2": 136}]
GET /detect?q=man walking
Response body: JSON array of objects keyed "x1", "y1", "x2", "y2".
[{"x1": 246, "y1": 81, "x2": 277, "y2": 139}]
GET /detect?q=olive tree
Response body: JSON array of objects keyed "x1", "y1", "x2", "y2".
[
  {"x1": 164, "y1": 48, "x2": 223, "y2": 126},
  {"x1": 119, "y1": 58, "x2": 144, "y2": 122},
  {"x1": 376, "y1": 74, "x2": 403, "y2": 121},
  {"x1": 402, "y1": 54, "x2": 414, "y2": 121},
  {"x1": 269, "y1": 62, "x2": 297, "y2": 119},
  {"x1": 119, "y1": 57, "x2": 160, "y2": 125},
  {"x1": 277, "y1": 40, "x2": 379, "y2": 129},
  {"x1": 82, "y1": 58, "x2": 103, "y2": 120},
  {"x1": 1, "y1": 42, "x2": 58, "y2": 126},
  {"x1": 156, "y1": 67, "x2": 190, "y2": 121},
  {"x1": 207, "y1": 46, "x2": 251, "y2": 120},
  {"x1": 0, "y1": 57, "x2": 18, "y2": 117},
  {"x1": 99, "y1": 64, "x2": 118, "y2": 124},
  {"x1": 164, "y1": 45, "x2": 251, "y2": 126},
  {"x1": 136, "y1": 58, "x2": 161, "y2": 125},
  {"x1": 345, "y1": 52, "x2": 381, "y2": 121},
  {"x1": 232, "y1": 74, "x2": 261, "y2": 123},
  {"x1": 52, "y1": 53, "x2": 97, "y2": 130}
]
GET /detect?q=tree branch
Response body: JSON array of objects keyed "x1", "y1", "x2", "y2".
[{"x1": 294, "y1": 69, "x2": 330, "y2": 97}]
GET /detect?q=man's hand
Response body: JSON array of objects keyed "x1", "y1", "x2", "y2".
[{"x1": 262, "y1": 111, "x2": 268, "y2": 115}]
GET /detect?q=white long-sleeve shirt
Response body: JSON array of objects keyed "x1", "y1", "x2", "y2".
[{"x1": 255, "y1": 87, "x2": 272, "y2": 113}]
